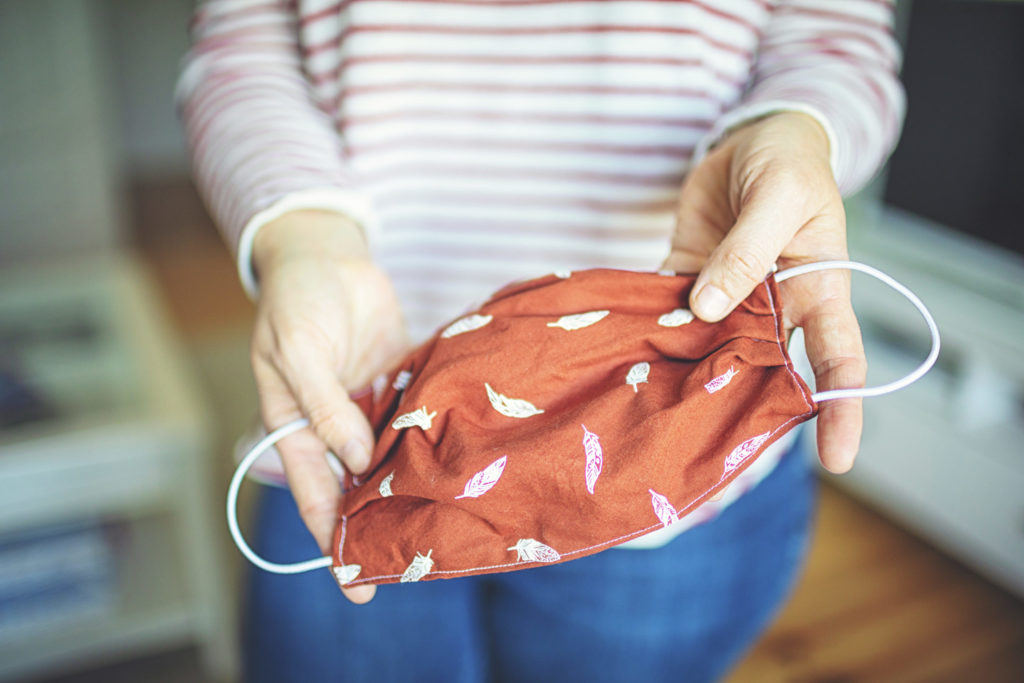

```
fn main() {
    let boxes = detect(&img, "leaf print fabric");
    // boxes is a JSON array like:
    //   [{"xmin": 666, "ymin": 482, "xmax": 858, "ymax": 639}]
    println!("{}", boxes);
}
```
[
  {"xmin": 400, "ymin": 550, "xmax": 434, "ymax": 583},
  {"xmin": 379, "ymin": 472, "xmax": 394, "ymax": 497},
  {"xmin": 441, "ymin": 314, "xmax": 493, "ymax": 338},
  {"xmin": 454, "ymin": 456, "xmax": 507, "ymax": 499},
  {"xmin": 546, "ymin": 309, "xmax": 609, "ymax": 330},
  {"xmin": 329, "ymin": 268, "xmax": 817, "ymax": 587},
  {"xmin": 724, "ymin": 432, "xmax": 772, "ymax": 475},
  {"xmin": 333, "ymin": 564, "xmax": 362, "ymax": 585},
  {"xmin": 508, "ymin": 539, "xmax": 560, "ymax": 563},
  {"xmin": 626, "ymin": 362, "xmax": 650, "ymax": 392},
  {"xmin": 485, "ymin": 383, "xmax": 544, "ymax": 418},
  {"xmin": 658, "ymin": 308, "xmax": 695, "ymax": 327},
  {"xmin": 649, "ymin": 489, "xmax": 679, "ymax": 528},
  {"xmin": 392, "ymin": 370, "xmax": 412, "ymax": 391},
  {"xmin": 705, "ymin": 367, "xmax": 738, "ymax": 394},
  {"xmin": 581, "ymin": 425, "xmax": 604, "ymax": 495},
  {"xmin": 391, "ymin": 406, "xmax": 438, "ymax": 430}
]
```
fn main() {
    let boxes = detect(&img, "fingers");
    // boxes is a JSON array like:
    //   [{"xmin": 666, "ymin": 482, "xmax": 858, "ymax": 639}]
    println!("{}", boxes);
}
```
[
  {"xmin": 788, "ymin": 271, "xmax": 867, "ymax": 473},
  {"xmin": 288, "ymin": 360, "xmax": 375, "ymax": 475},
  {"xmin": 278, "ymin": 426, "xmax": 344, "ymax": 552},
  {"xmin": 261, "ymin": 334, "xmax": 375, "ymax": 474},
  {"xmin": 689, "ymin": 184, "xmax": 799, "ymax": 322},
  {"xmin": 253, "ymin": 357, "xmax": 379, "ymax": 604},
  {"xmin": 342, "ymin": 584, "xmax": 377, "ymax": 604},
  {"xmin": 816, "ymin": 395, "xmax": 863, "ymax": 474},
  {"xmin": 662, "ymin": 163, "xmax": 733, "ymax": 274},
  {"xmin": 253, "ymin": 359, "xmax": 342, "ymax": 552}
]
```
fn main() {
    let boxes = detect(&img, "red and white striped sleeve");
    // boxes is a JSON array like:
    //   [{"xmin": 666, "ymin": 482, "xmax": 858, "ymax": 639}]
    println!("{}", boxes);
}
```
[
  {"xmin": 176, "ymin": 0, "xmax": 376, "ymax": 297},
  {"xmin": 694, "ymin": 0, "xmax": 905, "ymax": 196}
]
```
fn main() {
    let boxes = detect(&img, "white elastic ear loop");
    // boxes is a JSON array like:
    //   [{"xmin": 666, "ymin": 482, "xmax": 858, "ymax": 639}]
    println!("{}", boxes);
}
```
[
  {"xmin": 775, "ymin": 260, "xmax": 940, "ymax": 403},
  {"xmin": 226, "ymin": 417, "xmax": 333, "ymax": 574}
]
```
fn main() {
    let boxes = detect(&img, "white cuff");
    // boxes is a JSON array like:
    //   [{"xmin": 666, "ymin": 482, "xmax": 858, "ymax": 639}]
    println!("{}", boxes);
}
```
[
  {"xmin": 692, "ymin": 101, "xmax": 840, "ymax": 181},
  {"xmin": 236, "ymin": 187, "xmax": 379, "ymax": 299}
]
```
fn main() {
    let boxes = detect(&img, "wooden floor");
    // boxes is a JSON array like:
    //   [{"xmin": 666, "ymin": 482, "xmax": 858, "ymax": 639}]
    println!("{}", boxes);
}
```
[
  {"xmin": 726, "ymin": 486, "xmax": 1024, "ymax": 682},
  {"xmin": 77, "ymin": 179, "xmax": 1022, "ymax": 682}
]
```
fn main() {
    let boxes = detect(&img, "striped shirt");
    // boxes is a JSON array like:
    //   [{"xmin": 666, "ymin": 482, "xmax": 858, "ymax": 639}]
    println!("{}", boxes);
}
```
[{"xmin": 178, "ymin": 0, "xmax": 903, "ymax": 544}]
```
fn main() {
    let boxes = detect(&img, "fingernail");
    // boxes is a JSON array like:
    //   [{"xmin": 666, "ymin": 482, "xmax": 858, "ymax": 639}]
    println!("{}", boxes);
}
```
[
  {"xmin": 343, "ymin": 439, "xmax": 371, "ymax": 473},
  {"xmin": 695, "ymin": 284, "xmax": 731, "ymax": 320}
]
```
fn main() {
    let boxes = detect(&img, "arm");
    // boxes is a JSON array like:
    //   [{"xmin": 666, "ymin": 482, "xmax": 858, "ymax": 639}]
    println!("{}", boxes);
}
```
[
  {"xmin": 176, "ymin": 0, "xmax": 376, "ymax": 297},
  {"xmin": 668, "ymin": 0, "xmax": 905, "ymax": 472},
  {"xmin": 694, "ymin": 0, "xmax": 904, "ymax": 196},
  {"xmin": 177, "ymin": 2, "xmax": 405, "ymax": 603}
]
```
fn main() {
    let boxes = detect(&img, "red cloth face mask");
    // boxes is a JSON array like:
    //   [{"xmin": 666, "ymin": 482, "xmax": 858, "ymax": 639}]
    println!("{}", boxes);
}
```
[{"xmin": 228, "ymin": 261, "xmax": 939, "ymax": 587}]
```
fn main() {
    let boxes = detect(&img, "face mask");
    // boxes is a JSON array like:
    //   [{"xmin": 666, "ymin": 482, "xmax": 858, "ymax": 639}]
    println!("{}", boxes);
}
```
[{"xmin": 227, "ymin": 261, "xmax": 939, "ymax": 587}]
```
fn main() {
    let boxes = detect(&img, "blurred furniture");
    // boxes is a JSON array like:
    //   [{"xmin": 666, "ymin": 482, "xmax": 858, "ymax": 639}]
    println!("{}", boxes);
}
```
[
  {"xmin": 0, "ymin": 0, "xmax": 125, "ymax": 263},
  {"xmin": 815, "ymin": 198, "xmax": 1024, "ymax": 601},
  {"xmin": 817, "ymin": 0, "xmax": 1024, "ymax": 601},
  {"xmin": 0, "ymin": 253, "xmax": 236, "ymax": 681}
]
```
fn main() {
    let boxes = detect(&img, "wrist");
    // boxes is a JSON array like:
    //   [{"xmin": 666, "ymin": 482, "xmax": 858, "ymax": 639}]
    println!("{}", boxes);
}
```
[
  {"xmin": 773, "ymin": 111, "xmax": 831, "ymax": 159},
  {"xmin": 733, "ymin": 111, "xmax": 831, "ymax": 163},
  {"xmin": 252, "ymin": 210, "xmax": 371, "ymax": 276}
]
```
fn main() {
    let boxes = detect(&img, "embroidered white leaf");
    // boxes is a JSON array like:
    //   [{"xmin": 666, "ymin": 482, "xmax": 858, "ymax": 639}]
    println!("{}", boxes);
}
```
[
  {"xmin": 391, "ymin": 406, "xmax": 438, "ymax": 430},
  {"xmin": 379, "ymin": 471, "xmax": 395, "ymax": 497},
  {"xmin": 441, "ymin": 313, "xmax": 493, "ymax": 339},
  {"xmin": 626, "ymin": 362, "xmax": 650, "ymax": 393},
  {"xmin": 400, "ymin": 549, "xmax": 434, "ymax": 583},
  {"xmin": 658, "ymin": 308, "xmax": 695, "ymax": 327},
  {"xmin": 508, "ymin": 538, "xmax": 561, "ymax": 563},
  {"xmin": 553, "ymin": 269, "xmax": 572, "ymax": 279},
  {"xmin": 546, "ymin": 309, "xmax": 610, "ymax": 331},
  {"xmin": 371, "ymin": 373, "xmax": 388, "ymax": 401},
  {"xmin": 333, "ymin": 563, "xmax": 362, "ymax": 585},
  {"xmin": 454, "ymin": 455, "xmax": 507, "ymax": 499},
  {"xmin": 581, "ymin": 424, "xmax": 604, "ymax": 495},
  {"xmin": 724, "ymin": 431, "xmax": 771, "ymax": 474},
  {"xmin": 392, "ymin": 370, "xmax": 412, "ymax": 391},
  {"xmin": 705, "ymin": 366, "xmax": 738, "ymax": 394},
  {"xmin": 485, "ymin": 383, "xmax": 544, "ymax": 418},
  {"xmin": 649, "ymin": 488, "xmax": 679, "ymax": 528}
]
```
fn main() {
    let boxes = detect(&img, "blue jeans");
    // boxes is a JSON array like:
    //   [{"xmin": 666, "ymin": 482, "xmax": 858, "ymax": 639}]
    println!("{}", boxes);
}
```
[{"xmin": 243, "ymin": 439, "xmax": 815, "ymax": 683}]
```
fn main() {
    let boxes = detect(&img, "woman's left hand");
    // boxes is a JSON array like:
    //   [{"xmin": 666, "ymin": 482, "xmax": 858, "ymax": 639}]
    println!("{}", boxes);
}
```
[{"xmin": 664, "ymin": 111, "xmax": 866, "ymax": 474}]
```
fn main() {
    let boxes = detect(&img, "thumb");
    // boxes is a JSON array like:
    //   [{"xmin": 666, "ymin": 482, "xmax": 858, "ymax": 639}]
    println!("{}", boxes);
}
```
[
  {"xmin": 274, "ymin": 342, "xmax": 376, "ymax": 476},
  {"xmin": 689, "ymin": 190, "xmax": 797, "ymax": 322}
]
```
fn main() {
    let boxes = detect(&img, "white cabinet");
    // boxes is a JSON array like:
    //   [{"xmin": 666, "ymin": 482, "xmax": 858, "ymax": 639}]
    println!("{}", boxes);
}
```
[
  {"xmin": 0, "ymin": 254, "xmax": 237, "ymax": 681},
  {"xmin": 811, "ymin": 201, "xmax": 1024, "ymax": 599}
]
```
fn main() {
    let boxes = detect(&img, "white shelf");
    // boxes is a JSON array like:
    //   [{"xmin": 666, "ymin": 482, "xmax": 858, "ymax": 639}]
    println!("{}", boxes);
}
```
[
  {"xmin": 0, "ymin": 252, "xmax": 237, "ymax": 682},
  {"xmin": 0, "ymin": 515, "xmax": 194, "ymax": 680},
  {"xmin": 814, "ymin": 201, "xmax": 1024, "ymax": 600},
  {"xmin": 0, "ymin": 422, "xmax": 177, "ymax": 533}
]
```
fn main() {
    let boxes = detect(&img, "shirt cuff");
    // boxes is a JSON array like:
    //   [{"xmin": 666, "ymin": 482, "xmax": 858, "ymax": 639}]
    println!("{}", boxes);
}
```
[
  {"xmin": 236, "ymin": 187, "xmax": 379, "ymax": 299},
  {"xmin": 692, "ymin": 100, "xmax": 840, "ymax": 182}
]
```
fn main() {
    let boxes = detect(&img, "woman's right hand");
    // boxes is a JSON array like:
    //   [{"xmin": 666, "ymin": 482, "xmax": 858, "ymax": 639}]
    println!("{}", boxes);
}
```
[{"xmin": 251, "ymin": 210, "xmax": 409, "ymax": 604}]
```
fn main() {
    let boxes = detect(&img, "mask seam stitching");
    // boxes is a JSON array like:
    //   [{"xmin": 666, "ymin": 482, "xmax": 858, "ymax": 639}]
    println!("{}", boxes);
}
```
[
  {"xmin": 762, "ymin": 277, "xmax": 815, "ymax": 413},
  {"xmin": 338, "ymin": 406, "xmax": 806, "ymax": 583},
  {"xmin": 343, "ymin": 448, "xmax": 813, "ymax": 581},
  {"xmin": 338, "ymin": 515, "xmax": 348, "ymax": 567}
]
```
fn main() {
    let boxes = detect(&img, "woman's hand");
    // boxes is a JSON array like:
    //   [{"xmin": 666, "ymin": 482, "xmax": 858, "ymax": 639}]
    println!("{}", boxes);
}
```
[
  {"xmin": 664, "ymin": 112, "xmax": 866, "ymax": 474},
  {"xmin": 251, "ymin": 210, "xmax": 409, "ymax": 603}
]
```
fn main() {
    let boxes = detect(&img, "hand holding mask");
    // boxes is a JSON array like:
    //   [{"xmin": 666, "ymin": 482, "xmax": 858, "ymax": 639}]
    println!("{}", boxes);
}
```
[{"xmin": 228, "ymin": 261, "xmax": 939, "ymax": 588}]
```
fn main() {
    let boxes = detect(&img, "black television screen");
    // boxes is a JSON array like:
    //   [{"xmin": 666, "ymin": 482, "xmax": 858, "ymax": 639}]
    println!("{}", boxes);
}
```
[{"xmin": 883, "ymin": 0, "xmax": 1024, "ymax": 258}]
